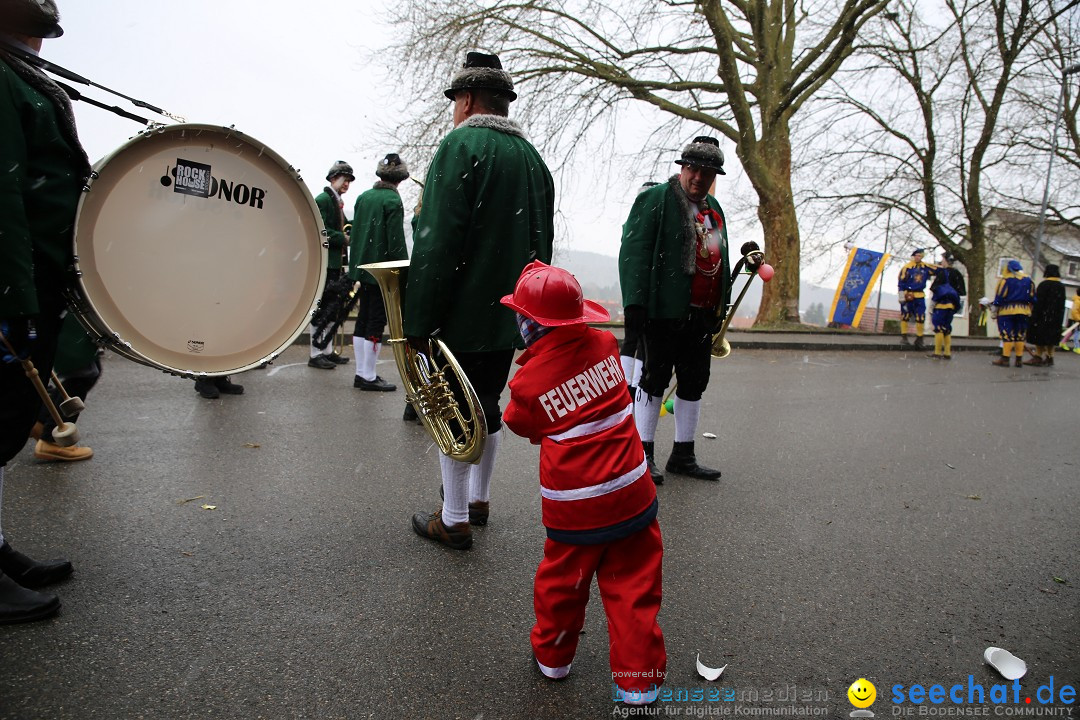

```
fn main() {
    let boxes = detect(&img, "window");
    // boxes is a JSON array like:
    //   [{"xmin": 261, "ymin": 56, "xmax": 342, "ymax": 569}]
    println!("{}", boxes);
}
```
[{"xmin": 1069, "ymin": 261, "xmax": 1078, "ymax": 278}]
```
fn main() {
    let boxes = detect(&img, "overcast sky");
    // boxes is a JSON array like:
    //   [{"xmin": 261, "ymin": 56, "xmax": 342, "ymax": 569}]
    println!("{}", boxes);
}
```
[{"xmin": 44, "ymin": 0, "xmax": 865, "ymax": 292}]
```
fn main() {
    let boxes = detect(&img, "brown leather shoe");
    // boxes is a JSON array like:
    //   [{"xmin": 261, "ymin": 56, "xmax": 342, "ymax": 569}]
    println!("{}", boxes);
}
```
[
  {"xmin": 29, "ymin": 422, "xmax": 44, "ymax": 441},
  {"xmin": 991, "ymin": 356, "xmax": 1011, "ymax": 367},
  {"xmin": 411, "ymin": 510, "xmax": 473, "ymax": 549},
  {"xmin": 33, "ymin": 440, "xmax": 93, "ymax": 462}
]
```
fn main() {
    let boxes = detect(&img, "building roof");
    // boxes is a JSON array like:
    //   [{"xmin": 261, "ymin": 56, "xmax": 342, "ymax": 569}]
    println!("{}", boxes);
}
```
[{"xmin": 986, "ymin": 208, "xmax": 1080, "ymax": 259}]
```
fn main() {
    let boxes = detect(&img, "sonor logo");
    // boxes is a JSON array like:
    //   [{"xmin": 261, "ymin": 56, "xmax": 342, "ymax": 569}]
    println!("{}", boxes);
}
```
[
  {"xmin": 162, "ymin": 161, "xmax": 267, "ymax": 209},
  {"xmin": 187, "ymin": 340, "xmax": 205, "ymax": 354}
]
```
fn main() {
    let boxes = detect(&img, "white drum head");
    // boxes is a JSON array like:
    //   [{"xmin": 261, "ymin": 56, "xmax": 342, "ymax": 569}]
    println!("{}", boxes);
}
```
[{"xmin": 72, "ymin": 124, "xmax": 326, "ymax": 376}]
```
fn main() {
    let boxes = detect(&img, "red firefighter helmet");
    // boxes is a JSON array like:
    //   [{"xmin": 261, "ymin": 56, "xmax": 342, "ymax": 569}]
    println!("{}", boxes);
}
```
[{"xmin": 500, "ymin": 260, "xmax": 610, "ymax": 326}]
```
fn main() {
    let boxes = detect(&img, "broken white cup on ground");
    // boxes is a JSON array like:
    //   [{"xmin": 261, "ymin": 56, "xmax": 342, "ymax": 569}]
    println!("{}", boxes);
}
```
[
  {"xmin": 984, "ymin": 647, "xmax": 1027, "ymax": 680},
  {"xmin": 696, "ymin": 652, "xmax": 727, "ymax": 681}
]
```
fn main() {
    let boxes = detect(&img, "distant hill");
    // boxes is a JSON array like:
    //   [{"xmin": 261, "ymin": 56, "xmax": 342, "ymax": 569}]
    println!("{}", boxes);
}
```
[{"xmin": 552, "ymin": 248, "xmax": 900, "ymax": 321}]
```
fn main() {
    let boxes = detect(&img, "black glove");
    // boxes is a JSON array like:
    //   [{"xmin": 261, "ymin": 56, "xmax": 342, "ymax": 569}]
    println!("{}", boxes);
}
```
[
  {"xmin": 740, "ymin": 241, "xmax": 763, "ymax": 271},
  {"xmin": 623, "ymin": 305, "xmax": 646, "ymax": 334},
  {"xmin": 0, "ymin": 317, "xmax": 35, "ymax": 364}
]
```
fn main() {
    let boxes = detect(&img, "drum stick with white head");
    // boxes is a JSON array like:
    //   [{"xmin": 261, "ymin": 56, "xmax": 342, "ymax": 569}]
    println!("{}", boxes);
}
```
[{"xmin": 0, "ymin": 331, "xmax": 80, "ymax": 447}]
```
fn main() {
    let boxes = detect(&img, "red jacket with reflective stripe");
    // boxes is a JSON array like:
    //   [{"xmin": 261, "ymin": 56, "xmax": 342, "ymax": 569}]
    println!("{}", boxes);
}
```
[{"xmin": 503, "ymin": 324, "xmax": 655, "ymax": 534}]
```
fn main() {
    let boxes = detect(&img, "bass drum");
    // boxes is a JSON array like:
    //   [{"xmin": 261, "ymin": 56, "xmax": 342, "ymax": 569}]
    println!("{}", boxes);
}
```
[{"xmin": 70, "ymin": 123, "xmax": 327, "ymax": 376}]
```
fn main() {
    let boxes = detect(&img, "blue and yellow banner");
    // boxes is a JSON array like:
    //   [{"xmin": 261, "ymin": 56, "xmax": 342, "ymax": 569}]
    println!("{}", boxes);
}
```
[{"xmin": 829, "ymin": 248, "xmax": 890, "ymax": 327}]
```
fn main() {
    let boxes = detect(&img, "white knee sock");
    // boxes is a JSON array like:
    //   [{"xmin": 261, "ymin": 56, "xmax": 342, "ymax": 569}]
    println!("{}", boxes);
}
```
[
  {"xmin": 673, "ymin": 397, "xmax": 700, "ymax": 443},
  {"xmin": 469, "ymin": 429, "xmax": 501, "ymax": 503},
  {"xmin": 0, "ymin": 466, "xmax": 5, "ymax": 547},
  {"xmin": 365, "ymin": 340, "xmax": 381, "ymax": 381},
  {"xmin": 634, "ymin": 390, "xmax": 663, "ymax": 443},
  {"xmin": 352, "ymin": 336, "xmax": 365, "ymax": 375},
  {"xmin": 631, "ymin": 358, "xmax": 643, "ymax": 388},
  {"xmin": 620, "ymin": 355, "xmax": 635, "ymax": 384},
  {"xmin": 439, "ymin": 454, "xmax": 471, "ymax": 526}
]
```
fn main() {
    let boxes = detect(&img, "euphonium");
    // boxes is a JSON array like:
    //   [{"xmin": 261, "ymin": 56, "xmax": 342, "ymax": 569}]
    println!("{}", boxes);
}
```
[
  {"xmin": 710, "ymin": 245, "xmax": 768, "ymax": 358},
  {"xmin": 359, "ymin": 260, "xmax": 487, "ymax": 464}
]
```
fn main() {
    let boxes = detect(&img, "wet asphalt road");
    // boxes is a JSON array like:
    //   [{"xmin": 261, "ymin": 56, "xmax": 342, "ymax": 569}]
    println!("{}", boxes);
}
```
[{"xmin": 0, "ymin": 345, "xmax": 1077, "ymax": 720}]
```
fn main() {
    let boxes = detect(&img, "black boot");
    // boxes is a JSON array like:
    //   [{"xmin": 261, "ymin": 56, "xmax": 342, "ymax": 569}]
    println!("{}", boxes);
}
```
[
  {"xmin": 403, "ymin": 402, "xmax": 421, "ymax": 424},
  {"xmin": 214, "ymin": 376, "xmax": 244, "ymax": 395},
  {"xmin": 641, "ymin": 441, "xmax": 664, "ymax": 485},
  {"xmin": 912, "ymin": 336, "xmax": 925, "ymax": 350},
  {"xmin": 0, "ymin": 573, "xmax": 60, "ymax": 625},
  {"xmin": 194, "ymin": 379, "xmax": 219, "ymax": 399},
  {"xmin": 0, "ymin": 542, "xmax": 73, "ymax": 588},
  {"xmin": 665, "ymin": 442, "xmax": 721, "ymax": 481}
]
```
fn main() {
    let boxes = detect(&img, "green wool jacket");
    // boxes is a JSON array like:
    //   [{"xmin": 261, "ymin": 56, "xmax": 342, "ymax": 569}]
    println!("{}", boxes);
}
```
[
  {"xmin": 0, "ymin": 54, "xmax": 90, "ymax": 318},
  {"xmin": 403, "ymin": 115, "xmax": 555, "ymax": 352},
  {"xmin": 315, "ymin": 189, "xmax": 347, "ymax": 270},
  {"xmin": 348, "ymin": 183, "xmax": 407, "ymax": 285},
  {"xmin": 619, "ymin": 177, "xmax": 732, "ymax": 320}
]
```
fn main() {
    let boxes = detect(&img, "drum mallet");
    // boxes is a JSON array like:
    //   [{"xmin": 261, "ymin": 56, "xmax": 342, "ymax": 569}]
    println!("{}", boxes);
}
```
[
  {"xmin": 51, "ymin": 370, "xmax": 86, "ymax": 418},
  {"xmin": 0, "ymin": 329, "xmax": 80, "ymax": 447}
]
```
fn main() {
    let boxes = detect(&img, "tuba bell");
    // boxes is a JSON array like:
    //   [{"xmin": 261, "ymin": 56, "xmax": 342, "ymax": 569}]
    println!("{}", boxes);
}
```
[{"xmin": 359, "ymin": 260, "xmax": 487, "ymax": 464}]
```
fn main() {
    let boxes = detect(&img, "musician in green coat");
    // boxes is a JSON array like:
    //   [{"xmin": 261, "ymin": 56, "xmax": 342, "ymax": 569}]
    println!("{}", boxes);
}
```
[
  {"xmin": 619, "ymin": 137, "xmax": 732, "ymax": 484},
  {"xmin": 308, "ymin": 161, "xmax": 354, "ymax": 369},
  {"xmin": 404, "ymin": 51, "xmax": 555, "ymax": 550},
  {"xmin": 348, "ymin": 153, "xmax": 410, "ymax": 391}
]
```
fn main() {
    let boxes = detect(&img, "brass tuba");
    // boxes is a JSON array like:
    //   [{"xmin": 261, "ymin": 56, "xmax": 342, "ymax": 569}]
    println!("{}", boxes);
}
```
[
  {"xmin": 711, "ymin": 246, "xmax": 767, "ymax": 358},
  {"xmin": 359, "ymin": 260, "xmax": 487, "ymax": 464}
]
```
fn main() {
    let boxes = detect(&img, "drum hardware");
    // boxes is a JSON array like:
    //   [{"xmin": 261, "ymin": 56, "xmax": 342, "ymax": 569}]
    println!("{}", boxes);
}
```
[
  {"xmin": 0, "ymin": 330, "xmax": 79, "ymax": 447},
  {"xmin": 361, "ymin": 261, "xmax": 487, "ymax": 464}
]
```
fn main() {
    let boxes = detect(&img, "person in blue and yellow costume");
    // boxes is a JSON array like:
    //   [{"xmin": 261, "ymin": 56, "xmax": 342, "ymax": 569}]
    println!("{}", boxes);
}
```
[
  {"xmin": 991, "ymin": 259, "xmax": 1035, "ymax": 367},
  {"xmin": 898, "ymin": 248, "xmax": 934, "ymax": 349},
  {"xmin": 926, "ymin": 253, "xmax": 965, "ymax": 360}
]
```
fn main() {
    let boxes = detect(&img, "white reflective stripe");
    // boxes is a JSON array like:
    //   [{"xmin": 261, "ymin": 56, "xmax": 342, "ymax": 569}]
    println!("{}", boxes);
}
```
[
  {"xmin": 540, "ymin": 459, "xmax": 648, "ymax": 502},
  {"xmin": 547, "ymin": 404, "xmax": 632, "ymax": 442}
]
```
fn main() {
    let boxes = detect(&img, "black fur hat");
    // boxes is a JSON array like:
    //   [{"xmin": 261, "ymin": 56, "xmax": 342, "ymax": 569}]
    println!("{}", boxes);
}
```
[
  {"xmin": 444, "ymin": 51, "xmax": 517, "ymax": 102},
  {"xmin": 675, "ymin": 136, "xmax": 725, "ymax": 174},
  {"xmin": 1044, "ymin": 264, "xmax": 1061, "ymax": 279},
  {"xmin": 0, "ymin": 0, "xmax": 64, "ymax": 38},
  {"xmin": 375, "ymin": 153, "xmax": 409, "ymax": 183}
]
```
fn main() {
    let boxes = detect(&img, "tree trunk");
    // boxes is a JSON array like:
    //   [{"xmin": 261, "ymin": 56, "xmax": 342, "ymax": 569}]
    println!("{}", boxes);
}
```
[
  {"xmin": 965, "ymin": 241, "xmax": 988, "ymax": 336},
  {"xmin": 745, "ymin": 128, "xmax": 801, "ymax": 325}
]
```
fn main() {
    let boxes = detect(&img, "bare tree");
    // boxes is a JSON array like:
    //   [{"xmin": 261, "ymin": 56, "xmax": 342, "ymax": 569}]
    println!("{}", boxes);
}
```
[
  {"xmin": 807, "ymin": 0, "xmax": 1078, "ymax": 334},
  {"xmin": 384, "ymin": 0, "xmax": 891, "ymax": 325}
]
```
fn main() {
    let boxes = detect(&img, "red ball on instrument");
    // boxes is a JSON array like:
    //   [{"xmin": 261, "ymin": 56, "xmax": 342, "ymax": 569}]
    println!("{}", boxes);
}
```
[{"xmin": 758, "ymin": 263, "xmax": 775, "ymax": 282}]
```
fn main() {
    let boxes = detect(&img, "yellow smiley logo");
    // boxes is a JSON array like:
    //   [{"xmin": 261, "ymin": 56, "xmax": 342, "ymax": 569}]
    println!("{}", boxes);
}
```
[{"xmin": 848, "ymin": 678, "xmax": 877, "ymax": 709}]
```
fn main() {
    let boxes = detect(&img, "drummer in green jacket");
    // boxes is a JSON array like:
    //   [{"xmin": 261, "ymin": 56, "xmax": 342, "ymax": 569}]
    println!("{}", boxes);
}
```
[
  {"xmin": 404, "ymin": 51, "xmax": 555, "ymax": 550},
  {"xmin": 348, "ymin": 153, "xmax": 410, "ymax": 391},
  {"xmin": 0, "ymin": 0, "xmax": 87, "ymax": 624},
  {"xmin": 620, "ymin": 137, "xmax": 733, "ymax": 485}
]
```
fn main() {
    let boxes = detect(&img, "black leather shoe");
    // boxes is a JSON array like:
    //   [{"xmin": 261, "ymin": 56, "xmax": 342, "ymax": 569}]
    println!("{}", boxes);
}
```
[
  {"xmin": 0, "ymin": 542, "xmax": 73, "ymax": 588},
  {"xmin": 0, "ymin": 573, "xmax": 60, "ymax": 625},
  {"xmin": 354, "ymin": 375, "xmax": 396, "ymax": 391},
  {"xmin": 213, "ymin": 376, "xmax": 244, "ymax": 394},
  {"xmin": 665, "ymin": 442, "xmax": 721, "ymax": 481},
  {"xmin": 641, "ymin": 441, "xmax": 664, "ymax": 485},
  {"xmin": 912, "ymin": 336, "xmax": 926, "ymax": 350},
  {"xmin": 327, "ymin": 352, "xmax": 350, "ymax": 365},
  {"xmin": 308, "ymin": 356, "xmax": 337, "ymax": 370},
  {"xmin": 403, "ymin": 403, "xmax": 421, "ymax": 424},
  {"xmin": 194, "ymin": 379, "xmax": 219, "ymax": 399}
]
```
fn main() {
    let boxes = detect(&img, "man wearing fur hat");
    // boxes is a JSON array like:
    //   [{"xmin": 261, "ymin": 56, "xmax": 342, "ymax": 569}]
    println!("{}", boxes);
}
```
[
  {"xmin": 620, "ymin": 137, "xmax": 732, "ymax": 484},
  {"xmin": 0, "ymin": 0, "xmax": 86, "ymax": 622},
  {"xmin": 308, "ymin": 160, "xmax": 355, "ymax": 370},
  {"xmin": 404, "ymin": 51, "xmax": 555, "ymax": 550},
  {"xmin": 348, "ymin": 154, "xmax": 410, "ymax": 391}
]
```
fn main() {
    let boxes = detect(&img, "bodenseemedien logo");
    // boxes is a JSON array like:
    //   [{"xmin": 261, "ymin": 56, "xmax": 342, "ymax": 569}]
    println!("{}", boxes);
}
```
[{"xmin": 849, "ymin": 678, "xmax": 878, "ymax": 718}]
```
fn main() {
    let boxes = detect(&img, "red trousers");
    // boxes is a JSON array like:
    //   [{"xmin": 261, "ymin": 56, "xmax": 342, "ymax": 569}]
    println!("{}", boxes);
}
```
[{"xmin": 531, "ymin": 520, "xmax": 666, "ymax": 693}]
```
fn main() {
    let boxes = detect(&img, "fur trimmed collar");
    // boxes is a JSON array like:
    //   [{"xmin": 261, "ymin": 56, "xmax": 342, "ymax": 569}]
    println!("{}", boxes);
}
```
[
  {"xmin": 372, "ymin": 180, "xmax": 400, "ymax": 193},
  {"xmin": 668, "ymin": 175, "xmax": 699, "ymax": 276},
  {"xmin": 461, "ymin": 114, "xmax": 527, "ymax": 139},
  {"xmin": 0, "ymin": 50, "xmax": 90, "ymax": 180}
]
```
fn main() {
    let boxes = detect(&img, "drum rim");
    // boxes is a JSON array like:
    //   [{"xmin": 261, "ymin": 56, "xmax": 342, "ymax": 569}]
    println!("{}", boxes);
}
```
[{"xmin": 72, "ymin": 122, "xmax": 328, "ymax": 377}]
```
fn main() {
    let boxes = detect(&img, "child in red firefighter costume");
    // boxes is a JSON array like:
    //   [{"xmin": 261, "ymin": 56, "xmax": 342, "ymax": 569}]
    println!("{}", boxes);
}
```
[{"xmin": 501, "ymin": 261, "xmax": 666, "ymax": 705}]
